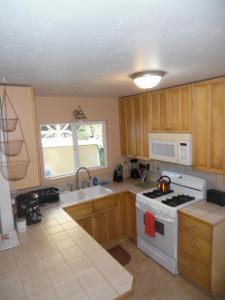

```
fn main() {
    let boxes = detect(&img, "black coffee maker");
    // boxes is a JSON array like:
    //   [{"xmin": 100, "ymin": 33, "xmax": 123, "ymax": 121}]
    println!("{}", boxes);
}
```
[{"xmin": 16, "ymin": 192, "xmax": 42, "ymax": 225}]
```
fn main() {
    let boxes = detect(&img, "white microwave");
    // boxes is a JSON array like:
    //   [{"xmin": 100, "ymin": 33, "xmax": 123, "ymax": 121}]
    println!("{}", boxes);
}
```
[{"xmin": 149, "ymin": 133, "xmax": 192, "ymax": 165}]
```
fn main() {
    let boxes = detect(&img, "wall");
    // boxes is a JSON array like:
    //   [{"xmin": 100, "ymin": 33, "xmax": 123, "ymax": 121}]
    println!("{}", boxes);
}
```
[{"xmin": 35, "ymin": 96, "xmax": 121, "ymax": 189}]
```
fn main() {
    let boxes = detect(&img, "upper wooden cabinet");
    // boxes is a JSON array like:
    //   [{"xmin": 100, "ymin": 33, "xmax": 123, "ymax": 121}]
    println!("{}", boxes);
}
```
[
  {"xmin": 119, "ymin": 85, "xmax": 192, "ymax": 159},
  {"xmin": 192, "ymin": 77, "xmax": 225, "ymax": 174},
  {"xmin": 0, "ymin": 86, "xmax": 41, "ymax": 190},
  {"xmin": 150, "ymin": 85, "xmax": 192, "ymax": 132},
  {"xmin": 119, "ymin": 93, "xmax": 150, "ymax": 160}
]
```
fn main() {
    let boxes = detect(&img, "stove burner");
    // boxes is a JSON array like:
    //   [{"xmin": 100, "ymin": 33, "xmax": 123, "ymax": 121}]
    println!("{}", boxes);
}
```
[
  {"xmin": 162, "ymin": 195, "xmax": 195, "ymax": 207},
  {"xmin": 143, "ymin": 189, "xmax": 173, "ymax": 199}
]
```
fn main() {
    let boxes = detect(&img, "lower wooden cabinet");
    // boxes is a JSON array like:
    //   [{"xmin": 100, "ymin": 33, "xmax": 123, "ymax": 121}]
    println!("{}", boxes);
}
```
[
  {"xmin": 76, "ymin": 214, "xmax": 94, "ymax": 237},
  {"xmin": 64, "ymin": 191, "xmax": 137, "ymax": 247},
  {"xmin": 178, "ymin": 212, "xmax": 225, "ymax": 296},
  {"xmin": 94, "ymin": 206, "xmax": 119, "ymax": 246},
  {"xmin": 127, "ymin": 192, "xmax": 137, "ymax": 241}
]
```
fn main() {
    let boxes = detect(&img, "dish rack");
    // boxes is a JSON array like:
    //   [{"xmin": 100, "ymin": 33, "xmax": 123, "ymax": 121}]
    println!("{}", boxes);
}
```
[{"xmin": 0, "ymin": 87, "xmax": 30, "ymax": 181}]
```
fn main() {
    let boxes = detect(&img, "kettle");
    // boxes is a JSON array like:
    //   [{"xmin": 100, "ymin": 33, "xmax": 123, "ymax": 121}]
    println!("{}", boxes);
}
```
[{"xmin": 157, "ymin": 176, "xmax": 171, "ymax": 193}]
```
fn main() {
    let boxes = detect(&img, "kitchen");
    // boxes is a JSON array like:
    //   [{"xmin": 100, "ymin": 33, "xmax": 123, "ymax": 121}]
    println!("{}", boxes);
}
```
[{"xmin": 1, "ymin": 1, "xmax": 225, "ymax": 300}]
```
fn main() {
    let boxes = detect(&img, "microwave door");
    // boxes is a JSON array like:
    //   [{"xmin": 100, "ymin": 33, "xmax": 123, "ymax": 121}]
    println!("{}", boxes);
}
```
[{"xmin": 150, "ymin": 139, "xmax": 177, "ymax": 163}]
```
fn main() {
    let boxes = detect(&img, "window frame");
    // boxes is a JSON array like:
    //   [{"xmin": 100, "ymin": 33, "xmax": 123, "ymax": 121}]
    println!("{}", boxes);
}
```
[{"xmin": 40, "ymin": 121, "xmax": 108, "ymax": 179}]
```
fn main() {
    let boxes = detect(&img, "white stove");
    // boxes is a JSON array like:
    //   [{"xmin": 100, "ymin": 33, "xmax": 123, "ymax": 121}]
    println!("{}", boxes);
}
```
[{"xmin": 136, "ymin": 171, "xmax": 207, "ymax": 274}]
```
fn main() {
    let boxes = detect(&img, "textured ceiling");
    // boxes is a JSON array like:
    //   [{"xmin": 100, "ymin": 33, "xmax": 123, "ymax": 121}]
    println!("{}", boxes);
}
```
[{"xmin": 1, "ymin": 0, "xmax": 225, "ymax": 97}]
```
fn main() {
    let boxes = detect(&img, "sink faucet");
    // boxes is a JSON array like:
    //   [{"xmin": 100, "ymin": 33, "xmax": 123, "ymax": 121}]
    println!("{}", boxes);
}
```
[{"xmin": 75, "ymin": 167, "xmax": 91, "ymax": 190}]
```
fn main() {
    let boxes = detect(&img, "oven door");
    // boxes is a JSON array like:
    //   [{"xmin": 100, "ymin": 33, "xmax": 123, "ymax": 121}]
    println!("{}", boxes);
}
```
[{"xmin": 136, "ymin": 207, "xmax": 177, "ymax": 259}]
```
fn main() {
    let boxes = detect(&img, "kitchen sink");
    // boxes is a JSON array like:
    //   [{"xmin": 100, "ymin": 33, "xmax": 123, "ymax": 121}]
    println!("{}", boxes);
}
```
[{"xmin": 60, "ymin": 185, "xmax": 113, "ymax": 205}]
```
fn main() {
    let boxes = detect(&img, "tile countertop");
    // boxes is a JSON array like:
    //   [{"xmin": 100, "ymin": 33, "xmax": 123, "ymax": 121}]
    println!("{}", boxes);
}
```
[
  {"xmin": 0, "ymin": 180, "xmax": 150, "ymax": 300},
  {"xmin": 179, "ymin": 200, "xmax": 225, "ymax": 225}
]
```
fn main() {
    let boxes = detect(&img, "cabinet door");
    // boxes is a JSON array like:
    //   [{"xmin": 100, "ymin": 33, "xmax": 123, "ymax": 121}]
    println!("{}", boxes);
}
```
[
  {"xmin": 117, "ymin": 192, "xmax": 128, "ymax": 239},
  {"xmin": 192, "ymin": 78, "xmax": 225, "ymax": 173},
  {"xmin": 140, "ymin": 93, "xmax": 150, "ymax": 159},
  {"xmin": 119, "ymin": 99, "xmax": 128, "ymax": 156},
  {"xmin": 127, "ymin": 192, "xmax": 137, "ymax": 241},
  {"xmin": 166, "ymin": 88, "xmax": 180, "ymax": 130},
  {"xmin": 0, "ymin": 86, "xmax": 41, "ymax": 190},
  {"xmin": 150, "ymin": 91, "xmax": 167, "ymax": 131},
  {"xmin": 94, "ymin": 206, "xmax": 119, "ymax": 246},
  {"xmin": 124, "ymin": 97, "xmax": 136, "ymax": 155},
  {"xmin": 77, "ymin": 215, "xmax": 94, "ymax": 237}
]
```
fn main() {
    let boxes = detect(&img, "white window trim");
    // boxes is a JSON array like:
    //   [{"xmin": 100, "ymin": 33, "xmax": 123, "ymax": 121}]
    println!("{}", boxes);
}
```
[{"xmin": 40, "ymin": 121, "xmax": 108, "ymax": 179}]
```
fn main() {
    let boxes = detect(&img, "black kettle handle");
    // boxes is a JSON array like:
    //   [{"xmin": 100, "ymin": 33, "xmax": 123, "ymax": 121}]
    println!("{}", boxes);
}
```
[{"xmin": 157, "ymin": 175, "xmax": 171, "ymax": 184}]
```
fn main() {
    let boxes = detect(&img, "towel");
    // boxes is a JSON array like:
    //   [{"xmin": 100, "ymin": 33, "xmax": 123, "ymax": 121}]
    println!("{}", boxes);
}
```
[{"xmin": 144, "ymin": 211, "xmax": 156, "ymax": 237}]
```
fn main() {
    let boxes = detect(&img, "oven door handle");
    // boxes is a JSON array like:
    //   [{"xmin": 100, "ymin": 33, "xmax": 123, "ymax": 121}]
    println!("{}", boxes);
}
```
[{"xmin": 155, "ymin": 214, "xmax": 175, "ymax": 223}]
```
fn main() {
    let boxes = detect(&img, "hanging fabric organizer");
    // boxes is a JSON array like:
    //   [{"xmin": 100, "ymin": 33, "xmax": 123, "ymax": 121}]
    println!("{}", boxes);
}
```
[{"xmin": 0, "ymin": 86, "xmax": 30, "ymax": 181}]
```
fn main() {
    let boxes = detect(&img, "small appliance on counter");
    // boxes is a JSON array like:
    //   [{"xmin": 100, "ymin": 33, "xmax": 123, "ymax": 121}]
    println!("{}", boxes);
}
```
[
  {"xmin": 130, "ymin": 159, "xmax": 140, "ymax": 179},
  {"xmin": 16, "ymin": 192, "xmax": 41, "ymax": 225},
  {"xmin": 207, "ymin": 189, "xmax": 225, "ymax": 206},
  {"xmin": 113, "ymin": 164, "xmax": 123, "ymax": 182}
]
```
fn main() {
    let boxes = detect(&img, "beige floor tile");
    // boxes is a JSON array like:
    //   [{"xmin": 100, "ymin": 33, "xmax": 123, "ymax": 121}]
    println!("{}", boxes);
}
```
[
  {"xmin": 54, "ymin": 237, "xmax": 76, "ymax": 251},
  {"xmin": 0, "ymin": 282, "xmax": 25, "ymax": 300},
  {"xmin": 22, "ymin": 273, "xmax": 51, "ymax": 296},
  {"xmin": 41, "ymin": 252, "xmax": 65, "ymax": 270},
  {"xmin": 26, "ymin": 287, "xmax": 57, "ymax": 300},
  {"xmin": 61, "ymin": 245, "xmax": 85, "ymax": 261},
  {"xmin": 70, "ymin": 256, "xmax": 94, "ymax": 276}
]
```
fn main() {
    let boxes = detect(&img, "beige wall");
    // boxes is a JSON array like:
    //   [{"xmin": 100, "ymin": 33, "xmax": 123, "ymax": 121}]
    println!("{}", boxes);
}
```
[{"xmin": 35, "ymin": 96, "xmax": 121, "ymax": 188}]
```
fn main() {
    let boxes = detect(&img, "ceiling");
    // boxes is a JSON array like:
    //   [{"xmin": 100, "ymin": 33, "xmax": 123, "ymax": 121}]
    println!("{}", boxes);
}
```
[{"xmin": 1, "ymin": 0, "xmax": 225, "ymax": 97}]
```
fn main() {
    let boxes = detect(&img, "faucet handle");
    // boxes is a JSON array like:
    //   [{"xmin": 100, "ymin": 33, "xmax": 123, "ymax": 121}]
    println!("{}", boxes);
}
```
[{"xmin": 67, "ymin": 183, "xmax": 74, "ymax": 191}]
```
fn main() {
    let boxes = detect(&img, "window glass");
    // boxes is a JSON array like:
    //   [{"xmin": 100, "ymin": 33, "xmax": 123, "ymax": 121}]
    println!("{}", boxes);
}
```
[
  {"xmin": 40, "ymin": 121, "xmax": 108, "ymax": 178},
  {"xmin": 41, "ymin": 124, "xmax": 75, "ymax": 177},
  {"xmin": 77, "ymin": 123, "xmax": 105, "ymax": 168}
]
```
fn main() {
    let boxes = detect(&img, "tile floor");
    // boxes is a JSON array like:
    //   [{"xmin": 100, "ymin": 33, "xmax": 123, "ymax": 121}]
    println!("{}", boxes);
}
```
[{"xmin": 122, "ymin": 240, "xmax": 225, "ymax": 300}]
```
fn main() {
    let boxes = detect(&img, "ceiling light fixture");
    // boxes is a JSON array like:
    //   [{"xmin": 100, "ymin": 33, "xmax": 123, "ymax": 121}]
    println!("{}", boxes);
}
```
[
  {"xmin": 73, "ymin": 106, "xmax": 87, "ymax": 120},
  {"xmin": 129, "ymin": 70, "xmax": 166, "ymax": 89}
]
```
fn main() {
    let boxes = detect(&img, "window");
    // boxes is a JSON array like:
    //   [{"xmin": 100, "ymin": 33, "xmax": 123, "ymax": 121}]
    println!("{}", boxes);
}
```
[{"xmin": 40, "ymin": 121, "xmax": 108, "ymax": 178}]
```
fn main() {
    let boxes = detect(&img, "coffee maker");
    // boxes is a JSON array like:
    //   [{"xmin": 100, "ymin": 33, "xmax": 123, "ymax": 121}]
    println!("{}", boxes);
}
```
[{"xmin": 16, "ymin": 192, "xmax": 42, "ymax": 225}]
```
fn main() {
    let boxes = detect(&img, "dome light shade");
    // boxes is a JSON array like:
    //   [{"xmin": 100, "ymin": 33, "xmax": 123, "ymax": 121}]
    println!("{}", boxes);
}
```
[{"xmin": 130, "ymin": 71, "xmax": 166, "ymax": 89}]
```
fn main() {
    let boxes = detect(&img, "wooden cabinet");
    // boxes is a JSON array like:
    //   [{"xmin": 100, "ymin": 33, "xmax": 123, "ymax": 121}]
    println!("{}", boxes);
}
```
[
  {"xmin": 119, "ymin": 85, "xmax": 192, "ymax": 159},
  {"xmin": 93, "ymin": 195, "xmax": 119, "ymax": 247},
  {"xmin": 150, "ymin": 85, "xmax": 192, "ymax": 132},
  {"xmin": 64, "ymin": 194, "xmax": 120, "ymax": 247},
  {"xmin": 126, "ymin": 192, "xmax": 137, "ymax": 241},
  {"xmin": 119, "ymin": 94, "xmax": 150, "ymax": 160},
  {"xmin": 64, "ymin": 191, "xmax": 137, "ymax": 246},
  {"xmin": 192, "ymin": 77, "xmax": 225, "ymax": 174},
  {"xmin": 0, "ymin": 86, "xmax": 41, "ymax": 190},
  {"xmin": 76, "ymin": 215, "xmax": 94, "ymax": 237},
  {"xmin": 94, "ymin": 206, "xmax": 119, "ymax": 246},
  {"xmin": 117, "ymin": 192, "xmax": 128, "ymax": 239},
  {"xmin": 178, "ymin": 212, "xmax": 225, "ymax": 296}
]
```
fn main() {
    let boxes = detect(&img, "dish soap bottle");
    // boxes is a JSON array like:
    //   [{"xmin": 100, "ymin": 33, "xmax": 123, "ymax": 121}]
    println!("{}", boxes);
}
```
[{"xmin": 92, "ymin": 176, "xmax": 99, "ymax": 186}]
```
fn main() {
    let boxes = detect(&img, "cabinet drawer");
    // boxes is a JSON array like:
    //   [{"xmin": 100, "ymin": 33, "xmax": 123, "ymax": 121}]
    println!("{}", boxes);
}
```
[
  {"xmin": 179, "ymin": 250, "xmax": 211, "ymax": 293},
  {"xmin": 94, "ymin": 195, "xmax": 117, "ymax": 212},
  {"xmin": 179, "ymin": 213, "xmax": 212, "ymax": 242},
  {"xmin": 179, "ymin": 233, "xmax": 211, "ymax": 266},
  {"xmin": 64, "ymin": 202, "xmax": 94, "ymax": 219}
]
